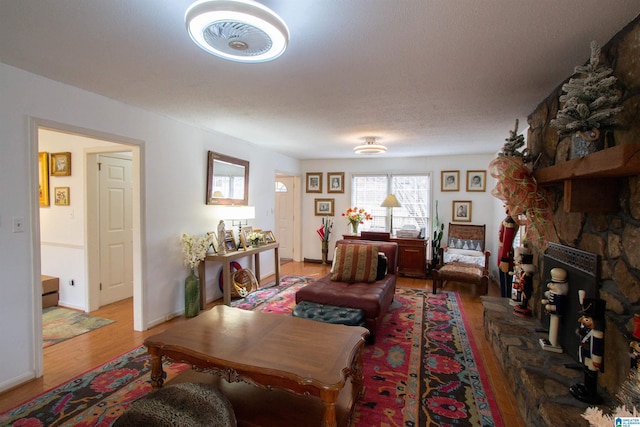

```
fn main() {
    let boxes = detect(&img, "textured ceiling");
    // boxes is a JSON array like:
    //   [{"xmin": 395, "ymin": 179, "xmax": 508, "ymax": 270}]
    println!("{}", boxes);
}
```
[{"xmin": 1, "ymin": 1, "xmax": 638, "ymax": 159}]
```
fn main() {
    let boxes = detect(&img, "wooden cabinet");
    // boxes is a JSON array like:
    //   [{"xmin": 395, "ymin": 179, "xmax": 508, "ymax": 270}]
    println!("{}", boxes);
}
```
[{"xmin": 343, "ymin": 235, "xmax": 428, "ymax": 278}]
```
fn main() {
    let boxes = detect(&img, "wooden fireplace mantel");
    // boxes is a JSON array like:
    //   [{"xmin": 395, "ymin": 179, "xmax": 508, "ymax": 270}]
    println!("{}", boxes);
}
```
[{"xmin": 533, "ymin": 144, "xmax": 640, "ymax": 213}]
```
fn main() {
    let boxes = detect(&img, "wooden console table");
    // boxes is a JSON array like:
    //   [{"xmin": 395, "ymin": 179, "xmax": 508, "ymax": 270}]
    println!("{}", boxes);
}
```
[
  {"xmin": 343, "ymin": 234, "xmax": 428, "ymax": 278},
  {"xmin": 198, "ymin": 242, "xmax": 280, "ymax": 307}
]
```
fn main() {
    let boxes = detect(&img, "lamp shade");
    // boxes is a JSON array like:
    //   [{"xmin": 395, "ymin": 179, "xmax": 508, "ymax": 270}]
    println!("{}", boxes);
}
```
[
  {"xmin": 380, "ymin": 194, "xmax": 401, "ymax": 208},
  {"xmin": 216, "ymin": 205, "xmax": 255, "ymax": 220}
]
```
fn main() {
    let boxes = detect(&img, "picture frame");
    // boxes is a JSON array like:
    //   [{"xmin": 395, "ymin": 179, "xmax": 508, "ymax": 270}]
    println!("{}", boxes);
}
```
[
  {"xmin": 452, "ymin": 200, "xmax": 472, "ymax": 222},
  {"xmin": 50, "ymin": 152, "xmax": 71, "ymax": 176},
  {"xmin": 54, "ymin": 187, "xmax": 70, "ymax": 206},
  {"xmin": 441, "ymin": 170, "xmax": 460, "ymax": 192},
  {"xmin": 327, "ymin": 172, "xmax": 345, "ymax": 193},
  {"xmin": 264, "ymin": 230, "xmax": 276, "ymax": 244},
  {"xmin": 39, "ymin": 152, "xmax": 50, "ymax": 207},
  {"xmin": 207, "ymin": 231, "xmax": 218, "ymax": 254},
  {"xmin": 240, "ymin": 226, "xmax": 253, "ymax": 250},
  {"xmin": 224, "ymin": 229, "xmax": 237, "ymax": 252},
  {"xmin": 314, "ymin": 198, "xmax": 334, "ymax": 216},
  {"xmin": 306, "ymin": 172, "xmax": 323, "ymax": 193},
  {"xmin": 466, "ymin": 170, "xmax": 486, "ymax": 192}
]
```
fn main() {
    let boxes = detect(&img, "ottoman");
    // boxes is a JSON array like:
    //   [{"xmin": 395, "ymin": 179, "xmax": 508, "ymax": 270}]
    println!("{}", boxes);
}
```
[
  {"xmin": 292, "ymin": 301, "xmax": 365, "ymax": 327},
  {"xmin": 113, "ymin": 382, "xmax": 236, "ymax": 427}
]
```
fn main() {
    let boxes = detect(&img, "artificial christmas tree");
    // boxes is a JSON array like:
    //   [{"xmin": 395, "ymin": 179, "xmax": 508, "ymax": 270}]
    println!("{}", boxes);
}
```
[{"xmin": 551, "ymin": 41, "xmax": 623, "ymax": 159}]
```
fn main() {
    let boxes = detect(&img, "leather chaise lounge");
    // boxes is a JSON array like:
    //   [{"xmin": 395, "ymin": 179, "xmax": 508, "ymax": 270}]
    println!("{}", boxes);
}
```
[{"xmin": 295, "ymin": 239, "xmax": 398, "ymax": 342}]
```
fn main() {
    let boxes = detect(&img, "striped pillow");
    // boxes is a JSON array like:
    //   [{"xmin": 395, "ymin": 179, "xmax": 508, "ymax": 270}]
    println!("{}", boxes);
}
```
[{"xmin": 330, "ymin": 244, "xmax": 379, "ymax": 283}]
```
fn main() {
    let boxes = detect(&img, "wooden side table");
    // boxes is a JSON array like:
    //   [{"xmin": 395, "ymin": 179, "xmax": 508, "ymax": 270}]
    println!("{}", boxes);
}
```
[{"xmin": 198, "ymin": 242, "xmax": 280, "ymax": 307}]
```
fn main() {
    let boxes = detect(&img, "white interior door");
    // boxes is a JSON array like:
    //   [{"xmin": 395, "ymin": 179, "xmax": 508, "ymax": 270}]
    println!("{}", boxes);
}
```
[
  {"xmin": 275, "ymin": 176, "xmax": 295, "ymax": 260},
  {"xmin": 99, "ymin": 154, "xmax": 133, "ymax": 306}
]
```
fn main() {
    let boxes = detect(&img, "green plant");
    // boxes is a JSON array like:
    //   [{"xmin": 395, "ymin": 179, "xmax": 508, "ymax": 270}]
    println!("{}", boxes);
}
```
[
  {"xmin": 551, "ymin": 41, "xmax": 622, "ymax": 138},
  {"xmin": 430, "ymin": 201, "xmax": 445, "ymax": 269}
]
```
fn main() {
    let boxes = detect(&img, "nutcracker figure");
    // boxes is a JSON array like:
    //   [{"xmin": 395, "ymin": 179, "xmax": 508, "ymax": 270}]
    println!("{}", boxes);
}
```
[
  {"xmin": 497, "ymin": 207, "xmax": 517, "ymax": 298},
  {"xmin": 570, "ymin": 291, "xmax": 606, "ymax": 404},
  {"xmin": 513, "ymin": 251, "xmax": 534, "ymax": 318},
  {"xmin": 509, "ymin": 245, "xmax": 531, "ymax": 306},
  {"xmin": 539, "ymin": 268, "xmax": 569, "ymax": 353}
]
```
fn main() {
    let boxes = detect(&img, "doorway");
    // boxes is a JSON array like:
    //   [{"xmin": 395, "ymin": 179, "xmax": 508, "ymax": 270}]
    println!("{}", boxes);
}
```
[{"xmin": 35, "ymin": 121, "xmax": 144, "ymax": 338}]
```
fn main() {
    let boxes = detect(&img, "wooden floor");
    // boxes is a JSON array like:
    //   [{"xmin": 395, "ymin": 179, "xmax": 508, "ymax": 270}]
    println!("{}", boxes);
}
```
[{"xmin": 0, "ymin": 261, "xmax": 524, "ymax": 426}]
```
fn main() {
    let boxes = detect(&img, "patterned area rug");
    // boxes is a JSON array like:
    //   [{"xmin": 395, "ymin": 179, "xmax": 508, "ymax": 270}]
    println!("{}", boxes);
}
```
[
  {"xmin": 2, "ymin": 275, "xmax": 503, "ymax": 426},
  {"xmin": 43, "ymin": 307, "xmax": 115, "ymax": 348}
]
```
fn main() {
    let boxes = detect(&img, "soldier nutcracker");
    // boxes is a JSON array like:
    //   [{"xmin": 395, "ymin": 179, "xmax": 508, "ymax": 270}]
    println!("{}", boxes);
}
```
[
  {"xmin": 570, "ymin": 290, "xmax": 606, "ymax": 404},
  {"xmin": 539, "ymin": 268, "xmax": 569, "ymax": 353},
  {"xmin": 513, "ymin": 251, "xmax": 534, "ymax": 318},
  {"xmin": 497, "ymin": 207, "xmax": 517, "ymax": 298}
]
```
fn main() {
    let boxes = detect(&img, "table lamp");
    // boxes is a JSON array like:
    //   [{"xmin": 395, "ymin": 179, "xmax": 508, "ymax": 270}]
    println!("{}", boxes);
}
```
[{"xmin": 380, "ymin": 194, "xmax": 401, "ymax": 234}]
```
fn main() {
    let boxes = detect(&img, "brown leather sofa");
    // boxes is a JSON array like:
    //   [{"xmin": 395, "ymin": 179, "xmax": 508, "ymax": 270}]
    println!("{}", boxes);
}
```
[{"xmin": 295, "ymin": 239, "xmax": 398, "ymax": 342}]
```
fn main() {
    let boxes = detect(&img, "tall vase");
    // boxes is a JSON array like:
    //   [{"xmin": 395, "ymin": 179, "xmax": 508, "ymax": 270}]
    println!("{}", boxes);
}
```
[
  {"xmin": 321, "ymin": 240, "xmax": 329, "ymax": 265},
  {"xmin": 184, "ymin": 268, "xmax": 200, "ymax": 318},
  {"xmin": 350, "ymin": 222, "xmax": 359, "ymax": 235}
]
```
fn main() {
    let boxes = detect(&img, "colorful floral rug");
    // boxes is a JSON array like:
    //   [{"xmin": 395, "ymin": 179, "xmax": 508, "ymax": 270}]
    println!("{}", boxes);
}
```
[
  {"xmin": 2, "ymin": 276, "xmax": 503, "ymax": 426},
  {"xmin": 42, "ymin": 307, "xmax": 115, "ymax": 348}
]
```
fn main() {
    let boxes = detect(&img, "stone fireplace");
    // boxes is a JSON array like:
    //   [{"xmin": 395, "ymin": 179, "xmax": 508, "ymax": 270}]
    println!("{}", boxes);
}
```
[
  {"xmin": 526, "ymin": 13, "xmax": 640, "ymax": 397},
  {"xmin": 483, "ymin": 12, "xmax": 640, "ymax": 426}
]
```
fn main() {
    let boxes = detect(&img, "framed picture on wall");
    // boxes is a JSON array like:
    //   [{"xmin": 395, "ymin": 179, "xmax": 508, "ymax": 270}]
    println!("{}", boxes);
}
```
[
  {"xmin": 39, "ymin": 152, "xmax": 50, "ymax": 207},
  {"xmin": 54, "ymin": 187, "xmax": 70, "ymax": 206},
  {"xmin": 314, "ymin": 198, "xmax": 334, "ymax": 216},
  {"xmin": 327, "ymin": 172, "xmax": 344, "ymax": 193},
  {"xmin": 441, "ymin": 170, "xmax": 459, "ymax": 191},
  {"xmin": 452, "ymin": 200, "xmax": 472, "ymax": 222},
  {"xmin": 306, "ymin": 172, "xmax": 322, "ymax": 193},
  {"xmin": 50, "ymin": 152, "xmax": 71, "ymax": 176},
  {"xmin": 466, "ymin": 170, "xmax": 486, "ymax": 192}
]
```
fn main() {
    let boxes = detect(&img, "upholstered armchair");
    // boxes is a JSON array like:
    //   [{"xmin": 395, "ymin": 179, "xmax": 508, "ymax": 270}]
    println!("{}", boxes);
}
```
[{"xmin": 431, "ymin": 223, "xmax": 491, "ymax": 295}]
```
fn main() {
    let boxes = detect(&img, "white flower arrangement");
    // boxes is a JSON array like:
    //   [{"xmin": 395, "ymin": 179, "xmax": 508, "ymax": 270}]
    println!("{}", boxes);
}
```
[
  {"xmin": 247, "ymin": 232, "xmax": 261, "ymax": 244},
  {"xmin": 180, "ymin": 232, "xmax": 213, "ymax": 270}
]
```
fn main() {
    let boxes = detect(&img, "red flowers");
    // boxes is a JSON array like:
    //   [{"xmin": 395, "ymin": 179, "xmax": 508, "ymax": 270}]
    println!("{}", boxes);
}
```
[{"xmin": 342, "ymin": 207, "xmax": 373, "ymax": 225}]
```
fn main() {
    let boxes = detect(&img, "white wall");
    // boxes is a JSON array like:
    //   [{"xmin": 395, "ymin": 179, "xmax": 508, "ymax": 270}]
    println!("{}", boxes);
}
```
[
  {"xmin": 300, "ymin": 155, "xmax": 503, "ymax": 279},
  {"xmin": 0, "ymin": 63, "xmax": 299, "ymax": 392}
]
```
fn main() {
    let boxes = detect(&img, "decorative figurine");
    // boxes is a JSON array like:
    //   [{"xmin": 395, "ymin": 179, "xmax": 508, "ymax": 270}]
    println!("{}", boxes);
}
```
[
  {"xmin": 513, "ymin": 250, "xmax": 534, "ymax": 318},
  {"xmin": 631, "ymin": 313, "xmax": 640, "ymax": 370},
  {"xmin": 497, "ymin": 207, "xmax": 517, "ymax": 298},
  {"xmin": 217, "ymin": 220, "xmax": 226, "ymax": 254},
  {"xmin": 509, "ymin": 245, "xmax": 531, "ymax": 307},
  {"xmin": 570, "ymin": 290, "xmax": 606, "ymax": 404},
  {"xmin": 539, "ymin": 268, "xmax": 569, "ymax": 353}
]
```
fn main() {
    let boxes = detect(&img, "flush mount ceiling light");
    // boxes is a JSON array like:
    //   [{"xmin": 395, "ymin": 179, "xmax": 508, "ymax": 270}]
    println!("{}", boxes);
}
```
[
  {"xmin": 185, "ymin": 0, "xmax": 289, "ymax": 63},
  {"xmin": 354, "ymin": 137, "xmax": 387, "ymax": 155}
]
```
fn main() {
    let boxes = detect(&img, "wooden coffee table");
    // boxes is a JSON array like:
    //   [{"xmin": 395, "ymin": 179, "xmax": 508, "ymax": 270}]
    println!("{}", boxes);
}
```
[{"xmin": 144, "ymin": 305, "xmax": 369, "ymax": 427}]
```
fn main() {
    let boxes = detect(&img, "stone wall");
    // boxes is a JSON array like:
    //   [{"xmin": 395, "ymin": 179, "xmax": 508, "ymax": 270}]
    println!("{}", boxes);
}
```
[{"xmin": 526, "ymin": 14, "xmax": 640, "ymax": 395}]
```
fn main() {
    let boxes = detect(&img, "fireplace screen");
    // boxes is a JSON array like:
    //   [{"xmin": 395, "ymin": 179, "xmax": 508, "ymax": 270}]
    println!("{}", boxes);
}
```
[{"xmin": 541, "ymin": 243, "xmax": 599, "ymax": 363}]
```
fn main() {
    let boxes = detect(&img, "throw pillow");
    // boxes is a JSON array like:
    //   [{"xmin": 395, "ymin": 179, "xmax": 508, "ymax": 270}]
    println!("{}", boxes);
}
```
[
  {"xmin": 331, "ymin": 244, "xmax": 379, "ymax": 283},
  {"xmin": 376, "ymin": 252, "xmax": 388, "ymax": 280}
]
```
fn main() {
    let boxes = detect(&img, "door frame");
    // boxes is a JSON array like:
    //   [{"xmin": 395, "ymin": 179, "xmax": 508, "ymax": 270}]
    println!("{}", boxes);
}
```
[{"xmin": 30, "ymin": 117, "xmax": 146, "ymax": 376}]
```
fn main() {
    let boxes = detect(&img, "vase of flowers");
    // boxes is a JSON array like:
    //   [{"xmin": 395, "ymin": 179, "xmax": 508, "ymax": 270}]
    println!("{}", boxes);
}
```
[
  {"xmin": 247, "ymin": 231, "xmax": 261, "ymax": 248},
  {"xmin": 179, "ymin": 232, "xmax": 213, "ymax": 318},
  {"xmin": 342, "ymin": 207, "xmax": 373, "ymax": 235}
]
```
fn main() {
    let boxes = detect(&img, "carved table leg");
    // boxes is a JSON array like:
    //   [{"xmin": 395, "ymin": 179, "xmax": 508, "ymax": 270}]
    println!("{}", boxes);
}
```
[
  {"xmin": 351, "ymin": 344, "xmax": 365, "ymax": 400},
  {"xmin": 149, "ymin": 353, "xmax": 165, "ymax": 388},
  {"xmin": 320, "ymin": 391, "xmax": 338, "ymax": 427}
]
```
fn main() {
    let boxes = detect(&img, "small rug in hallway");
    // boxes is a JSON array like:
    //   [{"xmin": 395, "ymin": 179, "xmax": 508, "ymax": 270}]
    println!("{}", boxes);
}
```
[
  {"xmin": 43, "ymin": 307, "xmax": 115, "ymax": 348},
  {"xmin": 3, "ymin": 276, "xmax": 503, "ymax": 426}
]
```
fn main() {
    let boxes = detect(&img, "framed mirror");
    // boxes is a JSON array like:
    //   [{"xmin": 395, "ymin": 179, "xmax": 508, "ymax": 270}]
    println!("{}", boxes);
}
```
[{"xmin": 206, "ymin": 151, "xmax": 249, "ymax": 205}]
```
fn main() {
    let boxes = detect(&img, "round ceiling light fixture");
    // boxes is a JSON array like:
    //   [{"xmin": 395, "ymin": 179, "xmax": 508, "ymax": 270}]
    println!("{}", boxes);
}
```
[
  {"xmin": 354, "ymin": 136, "xmax": 387, "ymax": 155},
  {"xmin": 185, "ymin": 0, "xmax": 289, "ymax": 63}
]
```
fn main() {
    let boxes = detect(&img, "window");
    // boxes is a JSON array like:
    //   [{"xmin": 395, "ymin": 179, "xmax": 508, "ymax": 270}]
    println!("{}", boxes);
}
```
[
  {"xmin": 351, "ymin": 174, "xmax": 431, "ymax": 236},
  {"xmin": 275, "ymin": 181, "xmax": 287, "ymax": 192}
]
